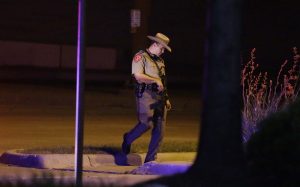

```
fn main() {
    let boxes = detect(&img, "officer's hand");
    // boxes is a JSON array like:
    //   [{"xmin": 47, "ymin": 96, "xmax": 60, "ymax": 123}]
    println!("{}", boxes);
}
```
[
  {"xmin": 166, "ymin": 100, "xmax": 172, "ymax": 111},
  {"xmin": 156, "ymin": 80, "xmax": 164, "ymax": 92}
]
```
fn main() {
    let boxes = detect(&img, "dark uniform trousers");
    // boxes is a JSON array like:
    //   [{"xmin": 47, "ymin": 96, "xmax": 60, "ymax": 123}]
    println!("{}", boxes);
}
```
[{"xmin": 124, "ymin": 89, "xmax": 167, "ymax": 163}]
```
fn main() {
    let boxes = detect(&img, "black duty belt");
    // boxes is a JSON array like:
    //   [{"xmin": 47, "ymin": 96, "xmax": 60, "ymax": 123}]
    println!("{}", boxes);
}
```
[{"xmin": 135, "ymin": 83, "xmax": 159, "ymax": 98}]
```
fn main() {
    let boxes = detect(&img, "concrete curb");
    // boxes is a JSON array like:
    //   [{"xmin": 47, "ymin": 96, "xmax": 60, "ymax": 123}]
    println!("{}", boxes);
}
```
[{"xmin": 0, "ymin": 149, "xmax": 142, "ymax": 169}]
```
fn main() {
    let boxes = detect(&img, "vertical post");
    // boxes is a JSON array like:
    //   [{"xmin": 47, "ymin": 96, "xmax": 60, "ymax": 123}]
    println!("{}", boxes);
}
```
[{"xmin": 75, "ymin": 0, "xmax": 86, "ymax": 186}]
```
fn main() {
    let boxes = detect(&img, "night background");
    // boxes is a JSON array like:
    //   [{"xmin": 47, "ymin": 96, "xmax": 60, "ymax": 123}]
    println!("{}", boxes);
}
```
[
  {"xmin": 0, "ymin": 0, "xmax": 298, "ymax": 186},
  {"xmin": 0, "ymin": 0, "xmax": 298, "ymax": 84}
]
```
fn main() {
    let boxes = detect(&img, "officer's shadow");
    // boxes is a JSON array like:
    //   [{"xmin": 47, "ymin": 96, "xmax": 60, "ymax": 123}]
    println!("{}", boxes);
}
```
[{"xmin": 85, "ymin": 146, "xmax": 142, "ymax": 166}]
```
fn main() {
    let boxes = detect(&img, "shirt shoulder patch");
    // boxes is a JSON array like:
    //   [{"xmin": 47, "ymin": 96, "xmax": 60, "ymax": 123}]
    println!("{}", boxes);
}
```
[{"xmin": 133, "ymin": 54, "xmax": 142, "ymax": 63}]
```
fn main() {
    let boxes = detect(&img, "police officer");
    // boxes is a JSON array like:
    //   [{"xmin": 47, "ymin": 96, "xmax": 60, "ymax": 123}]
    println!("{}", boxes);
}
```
[{"xmin": 122, "ymin": 33, "xmax": 172, "ymax": 163}]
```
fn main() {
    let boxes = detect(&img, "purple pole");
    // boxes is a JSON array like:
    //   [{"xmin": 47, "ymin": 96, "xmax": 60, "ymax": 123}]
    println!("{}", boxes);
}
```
[{"xmin": 75, "ymin": 0, "xmax": 86, "ymax": 186}]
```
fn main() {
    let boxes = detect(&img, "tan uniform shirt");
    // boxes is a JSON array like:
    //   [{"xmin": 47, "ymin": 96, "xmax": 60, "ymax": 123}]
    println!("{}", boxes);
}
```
[{"xmin": 132, "ymin": 50, "xmax": 165, "ymax": 80}]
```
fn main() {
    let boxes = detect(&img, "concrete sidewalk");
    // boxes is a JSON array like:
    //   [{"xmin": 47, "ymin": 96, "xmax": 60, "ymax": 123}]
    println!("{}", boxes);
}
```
[{"xmin": 0, "ymin": 150, "xmax": 195, "ymax": 186}]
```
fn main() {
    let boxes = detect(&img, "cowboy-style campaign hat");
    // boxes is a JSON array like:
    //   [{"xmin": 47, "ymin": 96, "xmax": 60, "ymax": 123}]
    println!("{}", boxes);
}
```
[{"xmin": 147, "ymin": 33, "xmax": 172, "ymax": 52}]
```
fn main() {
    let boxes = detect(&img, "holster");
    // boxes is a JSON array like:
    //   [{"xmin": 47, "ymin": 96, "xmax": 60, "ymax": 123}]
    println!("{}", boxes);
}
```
[{"xmin": 135, "ymin": 83, "xmax": 146, "ymax": 98}]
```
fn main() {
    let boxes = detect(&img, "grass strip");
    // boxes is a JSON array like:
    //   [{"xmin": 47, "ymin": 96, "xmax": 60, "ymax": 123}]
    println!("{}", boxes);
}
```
[{"xmin": 18, "ymin": 141, "xmax": 197, "ymax": 154}]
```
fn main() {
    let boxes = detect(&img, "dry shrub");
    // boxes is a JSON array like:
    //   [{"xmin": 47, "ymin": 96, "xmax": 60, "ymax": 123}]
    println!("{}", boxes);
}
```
[{"xmin": 241, "ymin": 47, "xmax": 300, "ymax": 142}]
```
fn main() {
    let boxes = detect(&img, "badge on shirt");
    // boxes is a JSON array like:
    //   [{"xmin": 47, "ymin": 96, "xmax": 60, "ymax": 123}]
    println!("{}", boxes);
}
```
[{"xmin": 133, "ymin": 54, "xmax": 142, "ymax": 63}]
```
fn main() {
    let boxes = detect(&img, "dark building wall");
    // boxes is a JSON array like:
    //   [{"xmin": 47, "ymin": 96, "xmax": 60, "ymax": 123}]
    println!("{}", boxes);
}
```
[
  {"xmin": 0, "ymin": 0, "xmax": 132, "ymax": 70},
  {"xmin": 0, "ymin": 1, "xmax": 78, "ymax": 45},
  {"xmin": 0, "ymin": 0, "xmax": 131, "ymax": 48},
  {"xmin": 0, "ymin": 0, "xmax": 205, "ymax": 78}
]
